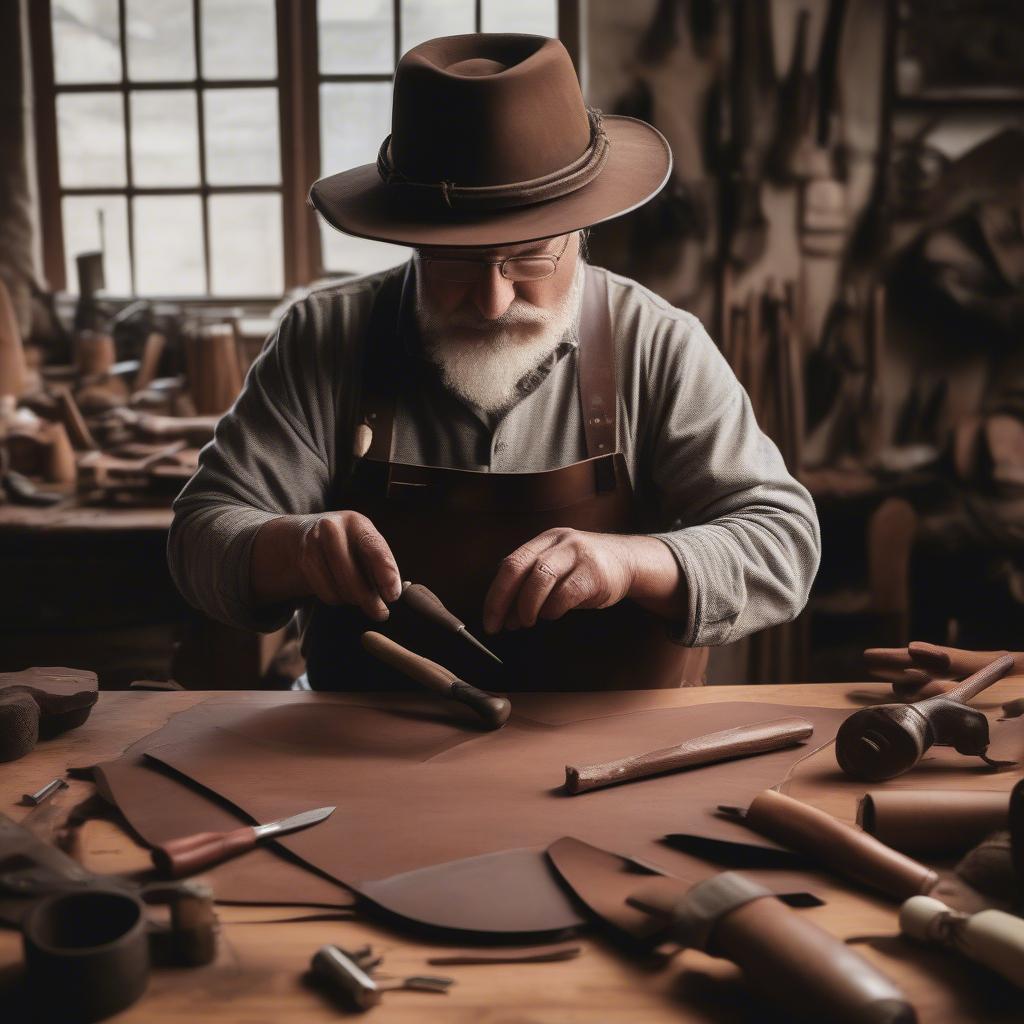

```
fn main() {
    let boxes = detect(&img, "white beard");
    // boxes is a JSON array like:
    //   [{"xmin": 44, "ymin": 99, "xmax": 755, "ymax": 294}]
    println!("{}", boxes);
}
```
[{"xmin": 416, "ymin": 261, "xmax": 583, "ymax": 414}]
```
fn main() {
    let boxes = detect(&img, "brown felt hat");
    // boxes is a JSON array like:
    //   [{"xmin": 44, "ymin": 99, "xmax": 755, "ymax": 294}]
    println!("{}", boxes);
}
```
[{"xmin": 309, "ymin": 34, "xmax": 672, "ymax": 248}]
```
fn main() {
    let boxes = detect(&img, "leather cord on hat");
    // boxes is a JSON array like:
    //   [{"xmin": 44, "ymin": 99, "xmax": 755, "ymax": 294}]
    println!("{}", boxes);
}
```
[{"xmin": 377, "ymin": 108, "xmax": 610, "ymax": 211}]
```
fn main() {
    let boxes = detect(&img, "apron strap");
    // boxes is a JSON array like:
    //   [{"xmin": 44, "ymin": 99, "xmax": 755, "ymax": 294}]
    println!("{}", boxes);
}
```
[
  {"xmin": 358, "ymin": 261, "xmax": 618, "ymax": 463},
  {"xmin": 577, "ymin": 267, "xmax": 617, "ymax": 460}
]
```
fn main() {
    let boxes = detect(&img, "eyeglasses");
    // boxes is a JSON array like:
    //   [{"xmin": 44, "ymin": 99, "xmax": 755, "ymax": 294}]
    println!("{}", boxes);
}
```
[{"xmin": 415, "ymin": 234, "xmax": 571, "ymax": 283}]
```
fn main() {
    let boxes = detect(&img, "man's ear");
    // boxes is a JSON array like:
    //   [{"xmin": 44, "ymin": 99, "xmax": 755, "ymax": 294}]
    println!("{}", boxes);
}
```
[{"xmin": 578, "ymin": 228, "xmax": 591, "ymax": 263}]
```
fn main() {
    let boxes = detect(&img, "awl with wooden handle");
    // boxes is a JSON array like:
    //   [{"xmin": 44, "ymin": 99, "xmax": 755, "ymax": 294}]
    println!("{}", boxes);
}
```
[
  {"xmin": 564, "ymin": 716, "xmax": 814, "ymax": 794},
  {"xmin": 361, "ymin": 631, "xmax": 511, "ymax": 729},
  {"xmin": 399, "ymin": 581, "xmax": 503, "ymax": 665},
  {"xmin": 151, "ymin": 805, "xmax": 335, "ymax": 878}
]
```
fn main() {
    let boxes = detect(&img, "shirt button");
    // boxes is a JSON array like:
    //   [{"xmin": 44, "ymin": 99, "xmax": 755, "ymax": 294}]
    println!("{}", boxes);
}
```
[{"xmin": 494, "ymin": 441, "xmax": 507, "ymax": 455}]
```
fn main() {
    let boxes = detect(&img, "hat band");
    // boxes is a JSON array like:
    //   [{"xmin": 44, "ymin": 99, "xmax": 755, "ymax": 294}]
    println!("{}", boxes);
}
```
[{"xmin": 376, "ymin": 108, "xmax": 609, "ymax": 211}]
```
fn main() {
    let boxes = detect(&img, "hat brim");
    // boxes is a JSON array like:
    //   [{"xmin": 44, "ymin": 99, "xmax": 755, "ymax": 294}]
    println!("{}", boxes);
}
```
[{"xmin": 308, "ymin": 116, "xmax": 672, "ymax": 248}]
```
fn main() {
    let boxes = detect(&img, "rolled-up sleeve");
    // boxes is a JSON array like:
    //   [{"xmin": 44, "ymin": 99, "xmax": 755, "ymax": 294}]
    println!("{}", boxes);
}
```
[
  {"xmin": 168, "ymin": 296, "xmax": 341, "ymax": 633},
  {"xmin": 638, "ymin": 306, "xmax": 820, "ymax": 646}
]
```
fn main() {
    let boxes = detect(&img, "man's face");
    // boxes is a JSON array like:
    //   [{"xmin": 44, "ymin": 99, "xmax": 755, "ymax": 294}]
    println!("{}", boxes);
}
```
[
  {"xmin": 412, "ymin": 232, "xmax": 583, "ymax": 413},
  {"xmin": 415, "ymin": 232, "xmax": 580, "ymax": 330}
]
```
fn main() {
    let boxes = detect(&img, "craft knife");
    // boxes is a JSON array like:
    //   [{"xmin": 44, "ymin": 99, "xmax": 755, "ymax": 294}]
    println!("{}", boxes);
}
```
[{"xmin": 152, "ymin": 805, "xmax": 335, "ymax": 878}]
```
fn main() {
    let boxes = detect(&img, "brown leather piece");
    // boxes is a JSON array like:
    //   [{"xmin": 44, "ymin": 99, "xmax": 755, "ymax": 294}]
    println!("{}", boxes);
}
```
[
  {"xmin": 738, "ymin": 789, "xmax": 938, "ymax": 901},
  {"xmin": 98, "ymin": 693, "xmax": 846, "ymax": 935},
  {"xmin": 0, "ymin": 667, "xmax": 98, "ymax": 762},
  {"xmin": 858, "ymin": 790, "xmax": 1011, "ymax": 857}
]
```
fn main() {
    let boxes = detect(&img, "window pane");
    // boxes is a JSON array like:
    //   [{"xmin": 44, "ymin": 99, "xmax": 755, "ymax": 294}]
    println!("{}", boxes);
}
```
[
  {"xmin": 133, "ymin": 196, "xmax": 205, "ymax": 295},
  {"xmin": 400, "ymin": 0, "xmax": 474, "ymax": 53},
  {"xmin": 202, "ymin": 0, "xmax": 277, "ymax": 80},
  {"xmin": 52, "ymin": 0, "xmax": 121, "ymax": 83},
  {"xmin": 126, "ymin": 0, "xmax": 196, "ymax": 81},
  {"xmin": 130, "ymin": 91, "xmax": 200, "ymax": 186},
  {"xmin": 481, "ymin": 0, "xmax": 557, "ymax": 36},
  {"xmin": 320, "ymin": 224, "xmax": 410, "ymax": 277},
  {"xmin": 319, "ymin": 82, "xmax": 408, "ymax": 273},
  {"xmin": 62, "ymin": 195, "xmax": 131, "ymax": 296},
  {"xmin": 318, "ymin": 0, "xmax": 393, "ymax": 74},
  {"xmin": 57, "ymin": 92, "xmax": 126, "ymax": 187},
  {"xmin": 208, "ymin": 193, "xmax": 283, "ymax": 295},
  {"xmin": 319, "ymin": 82, "xmax": 390, "ymax": 177},
  {"xmin": 204, "ymin": 88, "xmax": 280, "ymax": 184}
]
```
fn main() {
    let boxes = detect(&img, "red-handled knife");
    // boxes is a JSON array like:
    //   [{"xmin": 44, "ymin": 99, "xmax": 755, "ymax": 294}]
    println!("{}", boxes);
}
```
[{"xmin": 151, "ymin": 805, "xmax": 335, "ymax": 878}]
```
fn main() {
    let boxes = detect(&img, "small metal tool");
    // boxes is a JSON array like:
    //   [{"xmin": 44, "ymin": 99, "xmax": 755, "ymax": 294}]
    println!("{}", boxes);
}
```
[
  {"xmin": 400, "ymin": 581, "xmax": 503, "ymax": 665},
  {"xmin": 152, "ymin": 805, "xmax": 335, "ymax": 878},
  {"xmin": 311, "ymin": 944, "xmax": 453, "ymax": 1009},
  {"xmin": 21, "ymin": 777, "xmax": 69, "ymax": 806}
]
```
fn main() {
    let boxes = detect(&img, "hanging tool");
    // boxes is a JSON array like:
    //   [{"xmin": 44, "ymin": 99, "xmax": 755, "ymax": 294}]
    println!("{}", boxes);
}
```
[
  {"xmin": 361, "ymin": 631, "xmax": 511, "ymax": 730},
  {"xmin": 397, "ymin": 581, "xmax": 503, "ymax": 665},
  {"xmin": 151, "ymin": 805, "xmax": 335, "ymax": 878}
]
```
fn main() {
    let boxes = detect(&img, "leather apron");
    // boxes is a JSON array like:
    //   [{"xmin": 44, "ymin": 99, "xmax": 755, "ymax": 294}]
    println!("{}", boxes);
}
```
[{"xmin": 304, "ymin": 263, "xmax": 708, "ymax": 691}]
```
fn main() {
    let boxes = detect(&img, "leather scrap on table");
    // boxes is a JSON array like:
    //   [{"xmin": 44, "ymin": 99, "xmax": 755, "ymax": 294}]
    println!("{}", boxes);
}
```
[
  {"xmin": 0, "ymin": 667, "xmax": 98, "ymax": 763},
  {"xmin": 94, "ymin": 693, "xmax": 847, "ymax": 936}
]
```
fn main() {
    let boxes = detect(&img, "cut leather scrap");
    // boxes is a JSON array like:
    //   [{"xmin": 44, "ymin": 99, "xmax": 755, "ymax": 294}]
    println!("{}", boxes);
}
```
[
  {"xmin": 0, "ymin": 667, "xmax": 98, "ymax": 763},
  {"xmin": 100, "ymin": 694, "xmax": 847, "ymax": 935}
]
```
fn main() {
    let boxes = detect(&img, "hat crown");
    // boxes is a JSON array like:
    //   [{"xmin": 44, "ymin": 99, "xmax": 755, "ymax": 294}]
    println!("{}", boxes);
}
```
[{"xmin": 389, "ymin": 34, "xmax": 591, "ymax": 189}]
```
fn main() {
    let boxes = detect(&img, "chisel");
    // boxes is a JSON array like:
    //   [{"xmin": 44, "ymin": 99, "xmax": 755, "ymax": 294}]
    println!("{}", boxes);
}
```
[{"xmin": 361, "ymin": 631, "xmax": 511, "ymax": 729}]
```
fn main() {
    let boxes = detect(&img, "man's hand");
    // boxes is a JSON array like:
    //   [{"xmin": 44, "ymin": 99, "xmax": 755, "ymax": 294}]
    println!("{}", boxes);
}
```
[
  {"xmin": 864, "ymin": 641, "xmax": 1021, "ymax": 686},
  {"xmin": 482, "ymin": 528, "xmax": 635, "ymax": 633},
  {"xmin": 251, "ymin": 512, "xmax": 402, "ymax": 621},
  {"xmin": 482, "ymin": 528, "xmax": 686, "ymax": 634}
]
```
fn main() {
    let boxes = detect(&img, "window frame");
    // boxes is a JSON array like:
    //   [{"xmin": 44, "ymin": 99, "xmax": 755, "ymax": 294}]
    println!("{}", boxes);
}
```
[{"xmin": 30, "ymin": 0, "xmax": 581, "ymax": 301}]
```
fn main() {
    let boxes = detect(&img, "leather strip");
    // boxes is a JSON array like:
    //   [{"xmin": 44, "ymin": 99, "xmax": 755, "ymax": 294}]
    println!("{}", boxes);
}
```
[
  {"xmin": 577, "ymin": 268, "xmax": 617, "ymax": 463},
  {"xmin": 377, "ymin": 108, "xmax": 610, "ymax": 211},
  {"xmin": 665, "ymin": 871, "xmax": 771, "ymax": 951}
]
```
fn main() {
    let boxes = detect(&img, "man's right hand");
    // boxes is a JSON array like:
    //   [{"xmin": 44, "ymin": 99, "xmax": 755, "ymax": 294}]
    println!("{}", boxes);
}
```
[{"xmin": 251, "ymin": 512, "xmax": 402, "ymax": 621}]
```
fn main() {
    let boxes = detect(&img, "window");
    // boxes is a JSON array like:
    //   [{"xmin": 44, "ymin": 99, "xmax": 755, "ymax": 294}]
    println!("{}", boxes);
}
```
[
  {"xmin": 39, "ymin": 0, "xmax": 284, "ymax": 299},
  {"xmin": 32, "ymin": 0, "xmax": 569, "ymax": 299}
]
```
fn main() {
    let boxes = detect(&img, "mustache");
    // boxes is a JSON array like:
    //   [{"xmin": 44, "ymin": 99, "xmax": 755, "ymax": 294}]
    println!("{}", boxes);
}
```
[{"xmin": 438, "ymin": 300, "xmax": 554, "ymax": 333}]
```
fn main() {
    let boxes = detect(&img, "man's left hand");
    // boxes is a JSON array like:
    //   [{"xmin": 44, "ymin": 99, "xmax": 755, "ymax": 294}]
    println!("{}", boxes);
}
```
[{"xmin": 482, "ymin": 528, "xmax": 641, "ymax": 633}]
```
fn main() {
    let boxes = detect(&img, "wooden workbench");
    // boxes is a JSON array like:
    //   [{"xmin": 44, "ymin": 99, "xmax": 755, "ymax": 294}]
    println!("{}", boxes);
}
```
[{"xmin": 2, "ymin": 682, "xmax": 1022, "ymax": 1023}]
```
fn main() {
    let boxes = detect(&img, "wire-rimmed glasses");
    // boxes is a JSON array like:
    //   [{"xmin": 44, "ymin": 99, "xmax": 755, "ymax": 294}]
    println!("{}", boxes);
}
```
[{"xmin": 415, "ymin": 234, "xmax": 571, "ymax": 283}]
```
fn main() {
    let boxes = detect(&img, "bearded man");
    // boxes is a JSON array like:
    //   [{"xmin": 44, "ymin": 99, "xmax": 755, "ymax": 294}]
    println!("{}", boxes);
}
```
[{"xmin": 168, "ymin": 34, "xmax": 820, "ymax": 691}]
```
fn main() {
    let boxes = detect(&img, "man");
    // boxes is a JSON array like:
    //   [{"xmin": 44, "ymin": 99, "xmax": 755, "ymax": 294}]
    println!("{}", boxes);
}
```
[{"xmin": 169, "ymin": 33, "xmax": 820, "ymax": 691}]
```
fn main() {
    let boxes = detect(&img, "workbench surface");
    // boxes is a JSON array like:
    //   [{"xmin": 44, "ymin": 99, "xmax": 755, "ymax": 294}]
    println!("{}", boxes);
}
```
[{"xmin": 2, "ymin": 682, "xmax": 1021, "ymax": 1023}]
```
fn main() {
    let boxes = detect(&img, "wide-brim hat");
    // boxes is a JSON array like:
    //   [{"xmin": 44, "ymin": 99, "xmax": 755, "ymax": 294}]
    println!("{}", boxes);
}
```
[{"xmin": 309, "ymin": 34, "xmax": 672, "ymax": 248}]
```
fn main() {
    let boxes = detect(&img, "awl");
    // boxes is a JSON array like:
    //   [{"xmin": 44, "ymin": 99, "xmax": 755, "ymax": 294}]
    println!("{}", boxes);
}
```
[
  {"xmin": 399, "ymin": 581, "xmax": 503, "ymax": 665},
  {"xmin": 151, "ymin": 805, "xmax": 335, "ymax": 878}
]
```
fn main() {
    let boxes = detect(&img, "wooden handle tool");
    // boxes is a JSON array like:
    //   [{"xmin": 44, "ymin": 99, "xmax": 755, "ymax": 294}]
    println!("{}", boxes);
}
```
[
  {"xmin": 361, "ymin": 631, "xmax": 511, "ymax": 729},
  {"xmin": 564, "ymin": 717, "xmax": 814, "ymax": 794},
  {"xmin": 399, "ymin": 581, "xmax": 503, "ymax": 665},
  {"xmin": 151, "ymin": 805, "xmax": 334, "ymax": 878}
]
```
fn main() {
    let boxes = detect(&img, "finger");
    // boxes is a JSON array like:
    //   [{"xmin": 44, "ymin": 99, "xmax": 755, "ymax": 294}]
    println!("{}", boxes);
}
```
[
  {"xmin": 514, "ymin": 546, "xmax": 576, "ymax": 628},
  {"xmin": 349, "ymin": 518, "xmax": 402, "ymax": 604},
  {"xmin": 320, "ymin": 519, "xmax": 387, "ymax": 621},
  {"xmin": 867, "ymin": 667, "xmax": 932, "ymax": 686},
  {"xmin": 907, "ymin": 641, "xmax": 953, "ymax": 674},
  {"xmin": 538, "ymin": 569, "xmax": 593, "ymax": 622},
  {"xmin": 863, "ymin": 648, "xmax": 914, "ymax": 671},
  {"xmin": 483, "ymin": 532, "xmax": 563, "ymax": 633}
]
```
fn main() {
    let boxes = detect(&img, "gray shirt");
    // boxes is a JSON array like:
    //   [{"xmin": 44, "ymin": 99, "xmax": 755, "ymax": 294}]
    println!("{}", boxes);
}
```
[{"xmin": 168, "ymin": 263, "xmax": 820, "ymax": 646}]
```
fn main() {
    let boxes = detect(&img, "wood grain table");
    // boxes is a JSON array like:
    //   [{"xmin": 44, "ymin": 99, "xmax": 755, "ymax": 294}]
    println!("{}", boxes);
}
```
[{"xmin": 2, "ymin": 682, "xmax": 1022, "ymax": 1023}]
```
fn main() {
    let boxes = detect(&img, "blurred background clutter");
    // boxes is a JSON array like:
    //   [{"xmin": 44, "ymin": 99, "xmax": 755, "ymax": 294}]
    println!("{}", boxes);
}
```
[{"xmin": 2, "ymin": 0, "xmax": 1023, "ymax": 688}]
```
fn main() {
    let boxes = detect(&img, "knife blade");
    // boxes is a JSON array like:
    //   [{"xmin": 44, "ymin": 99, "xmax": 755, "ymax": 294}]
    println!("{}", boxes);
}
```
[{"xmin": 152, "ymin": 805, "xmax": 335, "ymax": 878}]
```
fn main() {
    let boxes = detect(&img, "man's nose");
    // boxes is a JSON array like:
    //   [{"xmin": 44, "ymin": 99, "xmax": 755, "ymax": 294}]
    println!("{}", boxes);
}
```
[{"xmin": 471, "ymin": 265, "xmax": 516, "ymax": 319}]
